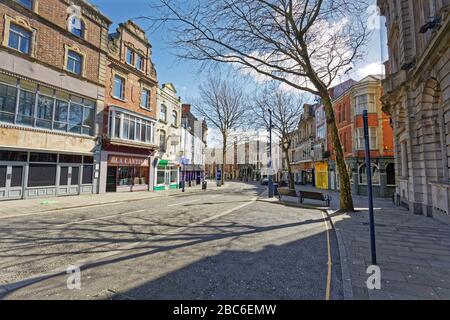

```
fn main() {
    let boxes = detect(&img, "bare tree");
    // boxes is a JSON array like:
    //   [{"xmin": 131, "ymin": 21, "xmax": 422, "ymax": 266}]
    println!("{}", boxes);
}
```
[
  {"xmin": 252, "ymin": 83, "xmax": 304, "ymax": 190},
  {"xmin": 146, "ymin": 0, "xmax": 370, "ymax": 211},
  {"xmin": 193, "ymin": 75, "xmax": 248, "ymax": 185}
]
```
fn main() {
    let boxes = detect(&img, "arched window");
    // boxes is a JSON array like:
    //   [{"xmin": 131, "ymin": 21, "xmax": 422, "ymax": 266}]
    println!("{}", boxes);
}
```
[
  {"xmin": 359, "ymin": 164, "xmax": 380, "ymax": 185},
  {"xmin": 386, "ymin": 163, "xmax": 396, "ymax": 186},
  {"xmin": 159, "ymin": 130, "xmax": 166, "ymax": 152},
  {"xmin": 172, "ymin": 111, "xmax": 178, "ymax": 126},
  {"xmin": 69, "ymin": 16, "xmax": 85, "ymax": 38}
]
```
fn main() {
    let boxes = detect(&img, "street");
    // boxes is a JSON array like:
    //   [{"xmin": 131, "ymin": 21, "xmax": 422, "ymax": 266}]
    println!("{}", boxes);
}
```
[{"xmin": 0, "ymin": 182, "xmax": 343, "ymax": 300}]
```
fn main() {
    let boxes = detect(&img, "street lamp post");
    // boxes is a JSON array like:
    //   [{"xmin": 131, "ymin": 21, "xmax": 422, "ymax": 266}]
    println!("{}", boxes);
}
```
[
  {"xmin": 268, "ymin": 109, "xmax": 274, "ymax": 198},
  {"xmin": 182, "ymin": 118, "xmax": 188, "ymax": 192}
]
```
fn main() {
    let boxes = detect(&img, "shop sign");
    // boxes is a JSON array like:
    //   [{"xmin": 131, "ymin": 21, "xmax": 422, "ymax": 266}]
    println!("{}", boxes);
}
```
[{"xmin": 108, "ymin": 155, "xmax": 149, "ymax": 167}]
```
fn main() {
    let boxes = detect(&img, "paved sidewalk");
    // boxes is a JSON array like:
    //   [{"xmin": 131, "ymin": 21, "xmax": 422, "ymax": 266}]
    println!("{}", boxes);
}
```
[
  {"xmin": 0, "ymin": 180, "xmax": 232, "ymax": 218},
  {"xmin": 291, "ymin": 185, "xmax": 450, "ymax": 300}
]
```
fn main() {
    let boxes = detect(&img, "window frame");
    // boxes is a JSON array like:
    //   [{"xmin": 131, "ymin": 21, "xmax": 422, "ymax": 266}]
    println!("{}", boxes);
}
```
[
  {"xmin": 160, "ymin": 104, "xmax": 167, "ymax": 122},
  {"xmin": 8, "ymin": 23, "xmax": 32, "ymax": 55},
  {"xmin": 66, "ymin": 49, "xmax": 84, "ymax": 76},
  {"xmin": 140, "ymin": 88, "xmax": 151, "ymax": 110},
  {"xmin": 113, "ymin": 75, "xmax": 125, "ymax": 100},
  {"xmin": 69, "ymin": 16, "xmax": 85, "ymax": 39},
  {"xmin": 358, "ymin": 163, "xmax": 381, "ymax": 186},
  {"xmin": 15, "ymin": 0, "xmax": 33, "ymax": 10}
]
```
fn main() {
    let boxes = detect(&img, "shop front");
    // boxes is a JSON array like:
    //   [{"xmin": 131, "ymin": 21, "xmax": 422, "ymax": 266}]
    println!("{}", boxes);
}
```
[
  {"xmin": 181, "ymin": 164, "xmax": 204, "ymax": 187},
  {"xmin": 105, "ymin": 155, "xmax": 151, "ymax": 193},
  {"xmin": 154, "ymin": 160, "xmax": 180, "ymax": 191},
  {"xmin": 0, "ymin": 149, "xmax": 96, "ymax": 201},
  {"xmin": 291, "ymin": 162, "xmax": 315, "ymax": 185},
  {"xmin": 315, "ymin": 161, "xmax": 329, "ymax": 190}
]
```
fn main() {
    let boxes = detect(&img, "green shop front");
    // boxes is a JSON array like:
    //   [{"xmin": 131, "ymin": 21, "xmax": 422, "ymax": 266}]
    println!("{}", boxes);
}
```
[{"xmin": 154, "ymin": 159, "xmax": 180, "ymax": 191}]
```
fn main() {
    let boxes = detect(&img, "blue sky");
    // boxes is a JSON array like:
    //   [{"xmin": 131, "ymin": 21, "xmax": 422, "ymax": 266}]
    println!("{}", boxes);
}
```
[{"xmin": 90, "ymin": 0, "xmax": 387, "ymax": 102}]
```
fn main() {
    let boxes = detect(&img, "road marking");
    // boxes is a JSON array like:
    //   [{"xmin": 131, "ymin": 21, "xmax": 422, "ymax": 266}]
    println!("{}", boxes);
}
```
[
  {"xmin": 167, "ymin": 199, "xmax": 201, "ymax": 207},
  {"xmin": 320, "ymin": 210, "xmax": 333, "ymax": 301},
  {"xmin": 54, "ymin": 209, "xmax": 146, "ymax": 227},
  {"xmin": 1, "ymin": 196, "xmax": 258, "ymax": 294}
]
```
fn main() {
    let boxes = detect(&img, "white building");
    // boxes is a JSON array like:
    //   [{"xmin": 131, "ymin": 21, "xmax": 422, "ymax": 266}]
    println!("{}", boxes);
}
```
[{"xmin": 154, "ymin": 83, "xmax": 182, "ymax": 191}]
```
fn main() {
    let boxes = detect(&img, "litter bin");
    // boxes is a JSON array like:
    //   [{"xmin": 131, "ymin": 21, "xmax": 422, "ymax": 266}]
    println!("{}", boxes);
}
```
[
  {"xmin": 202, "ymin": 181, "xmax": 208, "ymax": 190},
  {"xmin": 273, "ymin": 183, "xmax": 279, "ymax": 196}
]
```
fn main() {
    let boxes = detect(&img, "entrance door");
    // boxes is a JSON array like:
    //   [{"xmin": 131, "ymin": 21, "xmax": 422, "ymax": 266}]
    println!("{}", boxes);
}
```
[
  {"xmin": 0, "ymin": 165, "xmax": 24, "ymax": 200},
  {"xmin": 106, "ymin": 166, "xmax": 117, "ymax": 192},
  {"xmin": 59, "ymin": 166, "xmax": 81, "ymax": 196}
]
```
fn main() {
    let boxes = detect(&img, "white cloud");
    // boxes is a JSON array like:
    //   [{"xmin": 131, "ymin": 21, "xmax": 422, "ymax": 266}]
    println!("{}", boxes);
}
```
[{"xmin": 357, "ymin": 62, "xmax": 385, "ymax": 79}]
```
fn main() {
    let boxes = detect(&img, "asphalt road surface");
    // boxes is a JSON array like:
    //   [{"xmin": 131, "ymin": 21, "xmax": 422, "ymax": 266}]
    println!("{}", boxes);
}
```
[{"xmin": 0, "ymin": 182, "xmax": 343, "ymax": 300}]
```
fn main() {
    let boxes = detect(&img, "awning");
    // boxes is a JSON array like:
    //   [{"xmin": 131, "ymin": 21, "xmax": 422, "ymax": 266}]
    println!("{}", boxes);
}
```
[{"xmin": 158, "ymin": 160, "xmax": 169, "ymax": 166}]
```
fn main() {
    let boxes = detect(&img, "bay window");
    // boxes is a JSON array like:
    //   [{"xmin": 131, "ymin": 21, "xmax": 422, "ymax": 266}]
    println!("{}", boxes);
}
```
[
  {"xmin": 355, "ymin": 94, "xmax": 376, "ymax": 115},
  {"xmin": 0, "ymin": 83, "xmax": 17, "ymax": 123},
  {"xmin": 109, "ymin": 110, "xmax": 155, "ymax": 144}
]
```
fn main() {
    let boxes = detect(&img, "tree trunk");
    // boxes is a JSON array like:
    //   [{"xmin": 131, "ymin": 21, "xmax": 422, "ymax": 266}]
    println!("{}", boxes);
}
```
[
  {"xmin": 322, "ymin": 96, "xmax": 354, "ymax": 212},
  {"xmin": 222, "ymin": 133, "xmax": 227, "ymax": 185},
  {"xmin": 283, "ymin": 146, "xmax": 295, "ymax": 190}
]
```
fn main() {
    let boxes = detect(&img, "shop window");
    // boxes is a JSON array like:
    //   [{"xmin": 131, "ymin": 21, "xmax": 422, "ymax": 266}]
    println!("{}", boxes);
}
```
[
  {"xmin": 0, "ymin": 83, "xmax": 17, "ymax": 124},
  {"xmin": 359, "ymin": 164, "xmax": 380, "ymax": 185},
  {"xmin": 386, "ymin": 163, "xmax": 396, "ymax": 186},
  {"xmin": 171, "ymin": 168, "xmax": 178, "ymax": 183},
  {"xmin": 71, "ymin": 167, "xmax": 80, "ymax": 185},
  {"xmin": 29, "ymin": 153, "xmax": 57, "ymax": 163},
  {"xmin": 59, "ymin": 154, "xmax": 82, "ymax": 163},
  {"xmin": 67, "ymin": 51, "xmax": 83, "ymax": 75},
  {"xmin": 28, "ymin": 164, "xmax": 57, "ymax": 187},
  {"xmin": 0, "ymin": 151, "xmax": 28, "ymax": 162},
  {"xmin": 82, "ymin": 165, "xmax": 94, "ymax": 184},
  {"xmin": 8, "ymin": 23, "xmax": 32, "ymax": 54},
  {"xmin": 16, "ymin": 90, "xmax": 35, "ymax": 126},
  {"xmin": 83, "ymin": 156, "xmax": 94, "ymax": 164},
  {"xmin": 157, "ymin": 167, "xmax": 165, "ymax": 185},
  {"xmin": 0, "ymin": 166, "xmax": 6, "ymax": 188},
  {"xmin": 36, "ymin": 94, "xmax": 54, "ymax": 129},
  {"xmin": 11, "ymin": 166, "xmax": 23, "ymax": 187},
  {"xmin": 60, "ymin": 167, "xmax": 69, "ymax": 186}
]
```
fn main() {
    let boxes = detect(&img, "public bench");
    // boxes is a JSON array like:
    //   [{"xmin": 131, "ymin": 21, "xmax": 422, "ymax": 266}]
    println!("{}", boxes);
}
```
[
  {"xmin": 298, "ymin": 191, "xmax": 331, "ymax": 207},
  {"xmin": 277, "ymin": 188, "xmax": 301, "ymax": 202}
]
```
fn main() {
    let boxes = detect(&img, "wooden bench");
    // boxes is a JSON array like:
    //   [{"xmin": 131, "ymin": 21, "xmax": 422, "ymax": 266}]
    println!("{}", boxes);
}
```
[
  {"xmin": 277, "ymin": 188, "xmax": 301, "ymax": 203},
  {"xmin": 299, "ymin": 191, "xmax": 332, "ymax": 207}
]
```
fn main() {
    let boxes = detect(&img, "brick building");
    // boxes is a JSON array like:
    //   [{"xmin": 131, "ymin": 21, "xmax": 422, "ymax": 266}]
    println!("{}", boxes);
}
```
[
  {"xmin": 99, "ymin": 20, "xmax": 159, "ymax": 193},
  {"xmin": 328, "ymin": 76, "xmax": 395, "ymax": 197},
  {"xmin": 378, "ymin": 1, "xmax": 450, "ymax": 221},
  {"xmin": 0, "ymin": 0, "xmax": 110, "ymax": 200}
]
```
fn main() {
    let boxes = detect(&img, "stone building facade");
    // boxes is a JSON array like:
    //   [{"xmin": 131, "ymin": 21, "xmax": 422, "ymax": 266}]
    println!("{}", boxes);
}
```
[
  {"xmin": 378, "ymin": 1, "xmax": 450, "ymax": 222},
  {"xmin": 99, "ymin": 20, "xmax": 159, "ymax": 193},
  {"xmin": 154, "ymin": 83, "xmax": 182, "ymax": 191},
  {"xmin": 0, "ymin": 0, "xmax": 110, "ymax": 200}
]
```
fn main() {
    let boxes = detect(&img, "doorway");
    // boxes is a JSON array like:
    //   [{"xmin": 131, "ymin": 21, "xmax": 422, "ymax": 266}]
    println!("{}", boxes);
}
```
[
  {"xmin": 58, "ymin": 166, "xmax": 81, "ymax": 196},
  {"xmin": 0, "ymin": 165, "xmax": 24, "ymax": 200}
]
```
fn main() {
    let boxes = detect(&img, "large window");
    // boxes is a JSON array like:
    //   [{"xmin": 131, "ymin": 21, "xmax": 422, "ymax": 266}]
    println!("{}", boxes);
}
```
[
  {"xmin": 141, "ymin": 88, "xmax": 150, "ymax": 109},
  {"xmin": 355, "ymin": 127, "xmax": 378, "ymax": 150},
  {"xmin": 109, "ymin": 110, "xmax": 155, "ymax": 144},
  {"xmin": 0, "ymin": 83, "xmax": 17, "ymax": 123},
  {"xmin": 172, "ymin": 111, "xmax": 178, "ymax": 126},
  {"xmin": 355, "ymin": 94, "xmax": 376, "ymax": 115},
  {"xmin": 359, "ymin": 164, "xmax": 380, "ymax": 185},
  {"xmin": 159, "ymin": 130, "xmax": 166, "ymax": 152},
  {"xmin": 54, "ymin": 100, "xmax": 69, "ymax": 131},
  {"xmin": 68, "ymin": 102, "xmax": 83, "ymax": 134},
  {"xmin": 114, "ymin": 75, "xmax": 125, "ymax": 100},
  {"xmin": 135, "ymin": 55, "xmax": 144, "ymax": 70},
  {"xmin": 160, "ymin": 104, "xmax": 167, "ymax": 122},
  {"xmin": 67, "ymin": 51, "xmax": 83, "ymax": 75},
  {"xmin": 36, "ymin": 95, "xmax": 54, "ymax": 129},
  {"xmin": 16, "ymin": 89, "xmax": 35, "ymax": 126},
  {"xmin": 8, "ymin": 23, "xmax": 32, "ymax": 54}
]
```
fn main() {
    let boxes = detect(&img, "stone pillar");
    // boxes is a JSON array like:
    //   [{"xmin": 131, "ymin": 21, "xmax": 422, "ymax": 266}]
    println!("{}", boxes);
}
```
[{"xmin": 98, "ymin": 151, "xmax": 108, "ymax": 194}]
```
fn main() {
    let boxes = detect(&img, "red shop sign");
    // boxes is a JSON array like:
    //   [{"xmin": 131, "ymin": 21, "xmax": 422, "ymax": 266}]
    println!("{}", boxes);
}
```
[{"xmin": 108, "ymin": 155, "xmax": 149, "ymax": 167}]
